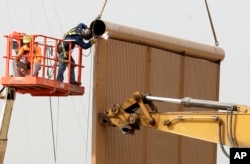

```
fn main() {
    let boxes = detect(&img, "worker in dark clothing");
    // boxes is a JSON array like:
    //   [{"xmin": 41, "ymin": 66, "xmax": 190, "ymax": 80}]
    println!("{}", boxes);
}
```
[{"xmin": 56, "ymin": 23, "xmax": 96, "ymax": 85}]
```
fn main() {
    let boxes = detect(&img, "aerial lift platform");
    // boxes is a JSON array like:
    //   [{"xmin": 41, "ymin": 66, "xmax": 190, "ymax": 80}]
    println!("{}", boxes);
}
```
[
  {"xmin": 0, "ymin": 31, "xmax": 85, "ymax": 96},
  {"xmin": 0, "ymin": 18, "xmax": 106, "ymax": 164}
]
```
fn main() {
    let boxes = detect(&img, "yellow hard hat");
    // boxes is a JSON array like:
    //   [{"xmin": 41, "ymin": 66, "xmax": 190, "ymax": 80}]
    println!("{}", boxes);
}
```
[{"xmin": 23, "ymin": 35, "xmax": 31, "ymax": 43}]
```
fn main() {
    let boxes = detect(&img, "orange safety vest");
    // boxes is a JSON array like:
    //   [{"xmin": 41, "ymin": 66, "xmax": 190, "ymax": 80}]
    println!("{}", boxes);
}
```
[{"xmin": 18, "ymin": 44, "xmax": 42, "ymax": 63}]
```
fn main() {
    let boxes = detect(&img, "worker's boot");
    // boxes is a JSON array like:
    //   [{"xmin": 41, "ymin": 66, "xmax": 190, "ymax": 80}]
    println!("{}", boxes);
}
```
[{"xmin": 70, "ymin": 81, "xmax": 81, "ymax": 85}]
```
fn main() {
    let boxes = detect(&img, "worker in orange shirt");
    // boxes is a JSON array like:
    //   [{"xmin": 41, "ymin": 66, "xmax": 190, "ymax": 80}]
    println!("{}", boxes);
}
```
[{"xmin": 13, "ymin": 35, "xmax": 42, "ymax": 77}]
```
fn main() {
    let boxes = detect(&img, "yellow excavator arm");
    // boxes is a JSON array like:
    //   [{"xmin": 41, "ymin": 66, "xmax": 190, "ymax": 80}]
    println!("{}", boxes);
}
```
[{"xmin": 99, "ymin": 91, "xmax": 250, "ymax": 150}]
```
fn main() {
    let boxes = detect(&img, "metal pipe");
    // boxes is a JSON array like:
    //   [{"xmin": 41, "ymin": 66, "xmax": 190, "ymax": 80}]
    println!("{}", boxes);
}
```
[
  {"xmin": 146, "ymin": 96, "xmax": 236, "ymax": 110},
  {"xmin": 181, "ymin": 97, "xmax": 236, "ymax": 110},
  {"xmin": 146, "ymin": 96, "xmax": 182, "ymax": 104}
]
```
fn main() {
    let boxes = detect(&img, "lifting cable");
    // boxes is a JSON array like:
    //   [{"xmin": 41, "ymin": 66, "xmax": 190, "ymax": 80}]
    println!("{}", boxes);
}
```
[
  {"xmin": 204, "ymin": 0, "xmax": 219, "ymax": 46},
  {"xmin": 49, "ymin": 97, "xmax": 57, "ymax": 162},
  {"xmin": 48, "ymin": 97, "xmax": 61, "ymax": 164},
  {"xmin": 39, "ymin": 0, "xmax": 58, "ymax": 161},
  {"xmin": 96, "ymin": 0, "xmax": 108, "ymax": 19},
  {"xmin": 41, "ymin": 0, "xmax": 64, "ymax": 161},
  {"xmin": 56, "ymin": 97, "xmax": 60, "ymax": 155}
]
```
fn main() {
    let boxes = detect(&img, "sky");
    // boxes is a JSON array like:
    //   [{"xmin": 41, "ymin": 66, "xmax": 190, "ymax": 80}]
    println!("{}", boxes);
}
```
[{"xmin": 0, "ymin": 0, "xmax": 250, "ymax": 164}]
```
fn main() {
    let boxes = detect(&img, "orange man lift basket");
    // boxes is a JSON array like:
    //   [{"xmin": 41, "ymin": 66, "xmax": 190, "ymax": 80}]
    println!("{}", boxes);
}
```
[{"xmin": 0, "ymin": 31, "xmax": 85, "ymax": 96}]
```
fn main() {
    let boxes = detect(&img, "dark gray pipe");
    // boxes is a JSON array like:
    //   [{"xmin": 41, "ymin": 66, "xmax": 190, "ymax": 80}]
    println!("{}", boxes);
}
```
[{"xmin": 90, "ymin": 19, "xmax": 106, "ymax": 36}]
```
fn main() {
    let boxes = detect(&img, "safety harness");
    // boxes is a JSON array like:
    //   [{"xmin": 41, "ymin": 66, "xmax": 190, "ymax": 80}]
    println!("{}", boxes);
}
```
[{"xmin": 59, "ymin": 27, "xmax": 82, "ymax": 59}]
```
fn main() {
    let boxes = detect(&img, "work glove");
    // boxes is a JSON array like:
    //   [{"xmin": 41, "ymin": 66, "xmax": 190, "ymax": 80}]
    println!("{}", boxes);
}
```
[
  {"xmin": 15, "ymin": 55, "xmax": 20, "ymax": 61},
  {"xmin": 90, "ymin": 38, "xmax": 97, "ymax": 44}
]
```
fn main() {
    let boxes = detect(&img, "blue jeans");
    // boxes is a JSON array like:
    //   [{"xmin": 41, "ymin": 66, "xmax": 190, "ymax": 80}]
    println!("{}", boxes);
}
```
[{"xmin": 56, "ymin": 52, "xmax": 76, "ymax": 82}]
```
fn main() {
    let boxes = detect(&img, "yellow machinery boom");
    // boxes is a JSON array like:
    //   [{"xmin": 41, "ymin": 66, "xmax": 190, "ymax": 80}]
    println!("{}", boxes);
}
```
[
  {"xmin": 0, "ymin": 87, "xmax": 15, "ymax": 163},
  {"xmin": 99, "ymin": 91, "xmax": 250, "ymax": 158}
]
